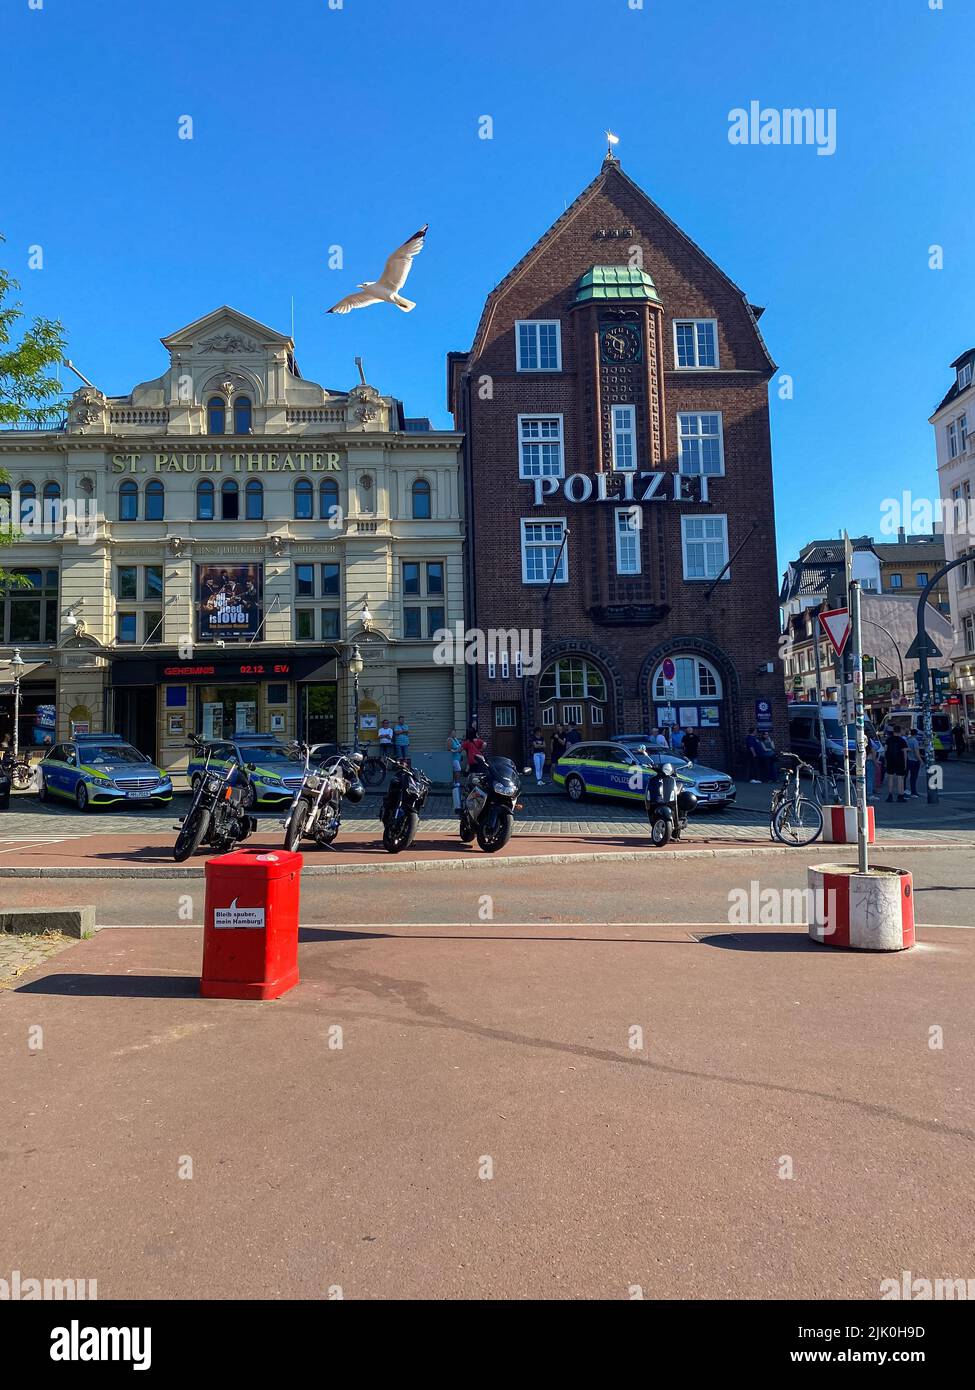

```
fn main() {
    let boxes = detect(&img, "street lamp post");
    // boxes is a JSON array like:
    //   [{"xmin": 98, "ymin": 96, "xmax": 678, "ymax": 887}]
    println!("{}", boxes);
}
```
[
  {"xmin": 348, "ymin": 643, "xmax": 364, "ymax": 753},
  {"xmin": 914, "ymin": 557, "xmax": 968, "ymax": 806},
  {"xmin": 11, "ymin": 648, "xmax": 25, "ymax": 762}
]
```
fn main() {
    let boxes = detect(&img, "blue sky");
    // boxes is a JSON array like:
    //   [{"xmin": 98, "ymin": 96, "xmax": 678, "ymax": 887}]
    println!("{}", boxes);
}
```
[{"xmin": 3, "ymin": 0, "xmax": 971, "ymax": 575}]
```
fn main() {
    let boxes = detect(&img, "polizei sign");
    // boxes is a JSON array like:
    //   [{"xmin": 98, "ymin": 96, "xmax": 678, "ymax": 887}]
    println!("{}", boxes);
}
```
[{"xmin": 531, "ymin": 472, "xmax": 708, "ymax": 505}]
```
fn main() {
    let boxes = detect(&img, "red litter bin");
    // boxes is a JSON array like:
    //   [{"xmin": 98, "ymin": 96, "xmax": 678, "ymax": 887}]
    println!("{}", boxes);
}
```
[{"xmin": 201, "ymin": 849, "xmax": 303, "ymax": 1000}]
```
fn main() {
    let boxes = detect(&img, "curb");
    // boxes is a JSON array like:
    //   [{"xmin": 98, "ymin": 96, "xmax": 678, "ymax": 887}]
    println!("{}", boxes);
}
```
[{"xmin": 0, "ymin": 841, "xmax": 967, "ymax": 879}]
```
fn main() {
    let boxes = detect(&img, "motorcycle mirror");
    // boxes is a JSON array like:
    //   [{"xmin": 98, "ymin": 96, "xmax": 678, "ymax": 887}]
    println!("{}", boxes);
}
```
[
  {"xmin": 662, "ymin": 762, "xmax": 674, "ymax": 776},
  {"xmin": 246, "ymin": 762, "xmax": 257, "ymax": 771},
  {"xmin": 522, "ymin": 767, "xmax": 532, "ymax": 775}
]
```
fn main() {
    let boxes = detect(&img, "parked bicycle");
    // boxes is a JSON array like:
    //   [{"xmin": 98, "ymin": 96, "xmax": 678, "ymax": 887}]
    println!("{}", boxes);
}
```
[
  {"xmin": 769, "ymin": 754, "xmax": 824, "ymax": 846},
  {"xmin": 1, "ymin": 750, "xmax": 35, "ymax": 792},
  {"xmin": 359, "ymin": 745, "xmax": 387, "ymax": 788}
]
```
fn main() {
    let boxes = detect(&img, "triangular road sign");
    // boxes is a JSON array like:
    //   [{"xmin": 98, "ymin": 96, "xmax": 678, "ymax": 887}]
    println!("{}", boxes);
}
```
[
  {"xmin": 905, "ymin": 632, "xmax": 943, "ymax": 660},
  {"xmin": 819, "ymin": 607, "xmax": 851, "ymax": 657}
]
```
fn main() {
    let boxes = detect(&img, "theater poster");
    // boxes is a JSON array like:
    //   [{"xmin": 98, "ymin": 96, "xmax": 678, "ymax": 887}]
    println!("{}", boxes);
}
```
[{"xmin": 196, "ymin": 564, "xmax": 263, "ymax": 642}]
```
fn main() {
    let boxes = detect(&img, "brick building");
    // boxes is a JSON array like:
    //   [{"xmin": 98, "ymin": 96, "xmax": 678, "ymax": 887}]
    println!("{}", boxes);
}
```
[{"xmin": 448, "ymin": 152, "xmax": 783, "ymax": 772}]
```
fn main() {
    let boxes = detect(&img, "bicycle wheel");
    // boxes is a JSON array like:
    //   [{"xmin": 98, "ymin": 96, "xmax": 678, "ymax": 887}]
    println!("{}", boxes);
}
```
[
  {"xmin": 361, "ymin": 756, "xmax": 386, "ymax": 787},
  {"xmin": 772, "ymin": 797, "xmax": 823, "ymax": 846}
]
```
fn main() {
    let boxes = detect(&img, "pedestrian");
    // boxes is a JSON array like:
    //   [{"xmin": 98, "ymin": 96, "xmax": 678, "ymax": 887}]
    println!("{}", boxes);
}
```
[
  {"xmin": 745, "ymin": 727, "xmax": 764, "ymax": 783},
  {"xmin": 953, "ymin": 723, "xmax": 967, "ymax": 759},
  {"xmin": 884, "ymin": 728, "xmax": 909, "ymax": 803},
  {"xmin": 564, "ymin": 722, "xmax": 582, "ymax": 748},
  {"xmin": 668, "ymin": 725, "xmax": 684, "ymax": 752},
  {"xmin": 394, "ymin": 716, "xmax": 410, "ymax": 764},
  {"xmin": 461, "ymin": 726, "xmax": 485, "ymax": 770},
  {"xmin": 864, "ymin": 738, "xmax": 880, "ymax": 801},
  {"xmin": 377, "ymin": 718, "xmax": 394, "ymax": 753},
  {"xmin": 652, "ymin": 727, "xmax": 668, "ymax": 748},
  {"xmin": 759, "ymin": 731, "xmax": 778, "ymax": 782},
  {"xmin": 551, "ymin": 724, "xmax": 567, "ymax": 767},
  {"xmin": 447, "ymin": 729, "xmax": 463, "ymax": 814},
  {"xmin": 905, "ymin": 727, "xmax": 922, "ymax": 798},
  {"xmin": 681, "ymin": 729, "xmax": 700, "ymax": 761},
  {"xmin": 531, "ymin": 726, "xmax": 546, "ymax": 785}
]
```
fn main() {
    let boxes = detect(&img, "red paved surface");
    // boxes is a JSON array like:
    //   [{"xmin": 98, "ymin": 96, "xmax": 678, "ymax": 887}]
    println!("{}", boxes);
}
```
[{"xmin": 1, "ymin": 915, "xmax": 973, "ymax": 1299}]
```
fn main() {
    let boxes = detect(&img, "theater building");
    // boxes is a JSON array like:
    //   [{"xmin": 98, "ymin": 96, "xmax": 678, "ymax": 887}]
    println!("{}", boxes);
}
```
[
  {"xmin": 448, "ymin": 152, "xmax": 784, "ymax": 771},
  {"xmin": 0, "ymin": 307, "xmax": 465, "ymax": 774}
]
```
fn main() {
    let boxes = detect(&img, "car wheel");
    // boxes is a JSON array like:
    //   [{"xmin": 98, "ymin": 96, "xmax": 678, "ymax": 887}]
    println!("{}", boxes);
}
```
[
  {"xmin": 565, "ymin": 774, "xmax": 586, "ymax": 803},
  {"xmin": 36, "ymin": 775, "xmax": 48, "ymax": 804},
  {"xmin": 76, "ymin": 782, "xmax": 89, "ymax": 812}
]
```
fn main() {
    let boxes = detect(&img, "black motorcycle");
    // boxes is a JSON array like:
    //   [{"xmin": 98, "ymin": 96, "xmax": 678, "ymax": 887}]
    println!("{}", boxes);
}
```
[
  {"xmin": 459, "ymin": 754, "xmax": 523, "ymax": 853},
  {"xmin": 283, "ymin": 743, "xmax": 365, "ymax": 851},
  {"xmin": 174, "ymin": 738, "xmax": 257, "ymax": 862},
  {"xmin": 646, "ymin": 759, "xmax": 698, "ymax": 847},
  {"xmin": 380, "ymin": 755, "xmax": 431, "ymax": 853}
]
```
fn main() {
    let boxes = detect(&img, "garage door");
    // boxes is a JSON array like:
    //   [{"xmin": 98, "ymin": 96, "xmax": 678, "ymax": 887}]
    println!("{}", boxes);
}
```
[{"xmin": 396, "ymin": 669, "xmax": 454, "ymax": 752}]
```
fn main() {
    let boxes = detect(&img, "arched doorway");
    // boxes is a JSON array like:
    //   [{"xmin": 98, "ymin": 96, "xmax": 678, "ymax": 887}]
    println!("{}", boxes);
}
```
[
  {"xmin": 650, "ymin": 653, "xmax": 726, "ymax": 758},
  {"xmin": 538, "ymin": 656, "xmax": 609, "ymax": 742}
]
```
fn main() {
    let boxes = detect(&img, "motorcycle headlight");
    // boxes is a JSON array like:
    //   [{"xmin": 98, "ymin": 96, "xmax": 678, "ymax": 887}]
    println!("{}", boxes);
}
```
[
  {"xmin": 205, "ymin": 773, "xmax": 222, "ymax": 792},
  {"xmin": 493, "ymin": 778, "xmax": 517, "ymax": 794},
  {"xmin": 305, "ymin": 775, "xmax": 321, "ymax": 791}
]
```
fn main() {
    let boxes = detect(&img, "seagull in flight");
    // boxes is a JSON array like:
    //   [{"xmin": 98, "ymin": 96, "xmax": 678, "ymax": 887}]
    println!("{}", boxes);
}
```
[{"xmin": 327, "ymin": 224, "xmax": 428, "ymax": 314}]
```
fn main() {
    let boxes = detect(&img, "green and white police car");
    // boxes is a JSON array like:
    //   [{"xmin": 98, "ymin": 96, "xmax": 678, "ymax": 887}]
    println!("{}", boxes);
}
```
[
  {"xmin": 37, "ymin": 734, "xmax": 173, "ymax": 811},
  {"xmin": 186, "ymin": 734, "xmax": 304, "ymax": 809}
]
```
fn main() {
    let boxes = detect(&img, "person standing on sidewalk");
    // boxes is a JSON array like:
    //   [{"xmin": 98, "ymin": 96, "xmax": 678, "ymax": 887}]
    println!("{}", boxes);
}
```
[
  {"xmin": 905, "ymin": 727, "xmax": 922, "ymax": 798},
  {"xmin": 681, "ymin": 729, "xmax": 700, "ymax": 762},
  {"xmin": 745, "ymin": 727, "xmax": 764, "ymax": 783},
  {"xmin": 461, "ymin": 726, "xmax": 485, "ymax": 770},
  {"xmin": 447, "ymin": 730, "xmax": 463, "ymax": 815},
  {"xmin": 864, "ymin": 738, "xmax": 880, "ymax": 801},
  {"xmin": 564, "ymin": 722, "xmax": 582, "ymax": 749},
  {"xmin": 953, "ymin": 723, "xmax": 967, "ymax": 759},
  {"xmin": 531, "ymin": 727, "xmax": 546, "ymax": 785},
  {"xmin": 377, "ymin": 719, "xmax": 394, "ymax": 755},
  {"xmin": 551, "ymin": 724, "xmax": 567, "ymax": 769},
  {"xmin": 884, "ymin": 728, "xmax": 908, "ymax": 803},
  {"xmin": 394, "ymin": 716, "xmax": 410, "ymax": 764}
]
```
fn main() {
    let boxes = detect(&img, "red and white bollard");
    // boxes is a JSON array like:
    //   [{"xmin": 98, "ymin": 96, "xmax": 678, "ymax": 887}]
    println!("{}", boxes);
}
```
[
  {"xmin": 808, "ymin": 863, "xmax": 914, "ymax": 951},
  {"xmin": 820, "ymin": 805, "xmax": 875, "ymax": 844}
]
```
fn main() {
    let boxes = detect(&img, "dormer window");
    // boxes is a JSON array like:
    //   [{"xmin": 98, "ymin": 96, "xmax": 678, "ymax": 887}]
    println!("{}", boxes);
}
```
[
  {"xmin": 234, "ymin": 396, "xmax": 252, "ymax": 434},
  {"xmin": 959, "ymin": 362, "xmax": 973, "ymax": 392},
  {"xmin": 207, "ymin": 397, "xmax": 226, "ymax": 434}
]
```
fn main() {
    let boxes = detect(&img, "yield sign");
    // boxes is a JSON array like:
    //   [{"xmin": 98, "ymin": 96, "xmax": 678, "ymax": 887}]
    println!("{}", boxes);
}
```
[{"xmin": 819, "ymin": 607, "xmax": 851, "ymax": 657}]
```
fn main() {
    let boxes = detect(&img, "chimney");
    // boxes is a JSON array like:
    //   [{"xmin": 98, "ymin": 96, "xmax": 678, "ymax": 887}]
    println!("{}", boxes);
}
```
[{"xmin": 897, "ymin": 526, "xmax": 906, "ymax": 544}]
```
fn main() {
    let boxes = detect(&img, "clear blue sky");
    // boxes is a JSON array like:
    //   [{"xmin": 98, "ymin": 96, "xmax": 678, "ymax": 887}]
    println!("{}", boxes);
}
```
[{"xmin": 3, "ymin": 0, "xmax": 971, "ymax": 577}]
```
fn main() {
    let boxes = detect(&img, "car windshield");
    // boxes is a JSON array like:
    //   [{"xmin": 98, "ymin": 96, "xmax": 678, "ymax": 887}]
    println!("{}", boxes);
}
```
[
  {"xmin": 629, "ymin": 747, "xmax": 691, "ymax": 770},
  {"xmin": 240, "ymin": 745, "xmax": 292, "ymax": 762},
  {"xmin": 81, "ymin": 745, "xmax": 148, "ymax": 765}
]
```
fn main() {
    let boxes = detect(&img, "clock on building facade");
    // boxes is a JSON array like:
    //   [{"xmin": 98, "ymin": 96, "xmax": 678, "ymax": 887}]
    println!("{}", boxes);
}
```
[{"xmin": 600, "ymin": 322, "xmax": 642, "ymax": 364}]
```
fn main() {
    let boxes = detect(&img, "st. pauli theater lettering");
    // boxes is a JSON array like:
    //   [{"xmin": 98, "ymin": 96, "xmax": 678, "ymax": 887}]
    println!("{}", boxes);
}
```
[
  {"xmin": 111, "ymin": 451, "xmax": 342, "ymax": 474},
  {"xmin": 530, "ymin": 471, "xmax": 709, "ymax": 505}
]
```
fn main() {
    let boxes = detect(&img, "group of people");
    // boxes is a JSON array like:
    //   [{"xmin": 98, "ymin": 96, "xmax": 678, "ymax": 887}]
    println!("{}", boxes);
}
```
[
  {"xmin": 866, "ymin": 728, "xmax": 924, "ymax": 802},
  {"xmin": 745, "ymin": 728, "xmax": 779, "ymax": 783},
  {"xmin": 445, "ymin": 726, "xmax": 493, "ymax": 813},
  {"xmin": 376, "ymin": 718, "xmax": 412, "ymax": 761}
]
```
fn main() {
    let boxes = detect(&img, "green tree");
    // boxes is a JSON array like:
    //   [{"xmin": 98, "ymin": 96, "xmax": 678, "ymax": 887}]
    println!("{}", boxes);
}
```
[{"xmin": 0, "ymin": 238, "xmax": 67, "ymax": 590}]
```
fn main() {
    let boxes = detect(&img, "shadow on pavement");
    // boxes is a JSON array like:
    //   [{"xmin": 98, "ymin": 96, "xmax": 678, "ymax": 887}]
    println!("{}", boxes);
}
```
[
  {"xmin": 17, "ymin": 973, "xmax": 198, "ymax": 998},
  {"xmin": 695, "ymin": 931, "xmax": 823, "ymax": 953}
]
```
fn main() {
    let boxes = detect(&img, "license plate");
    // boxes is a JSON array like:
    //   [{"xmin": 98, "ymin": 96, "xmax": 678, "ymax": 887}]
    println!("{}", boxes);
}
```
[{"xmin": 126, "ymin": 790, "xmax": 150, "ymax": 799}]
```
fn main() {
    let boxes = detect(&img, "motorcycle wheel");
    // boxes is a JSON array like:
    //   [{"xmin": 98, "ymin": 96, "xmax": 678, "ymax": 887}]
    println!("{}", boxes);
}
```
[
  {"xmin": 476, "ymin": 808, "xmax": 513, "ymax": 853},
  {"xmin": 174, "ymin": 807, "xmax": 211, "ymax": 862},
  {"xmin": 383, "ymin": 810, "xmax": 419, "ymax": 854},
  {"xmin": 284, "ymin": 800, "xmax": 309, "ymax": 853},
  {"xmin": 459, "ymin": 815, "xmax": 477, "ymax": 844},
  {"xmin": 649, "ymin": 816, "xmax": 672, "ymax": 847},
  {"xmin": 12, "ymin": 763, "xmax": 32, "ymax": 791}
]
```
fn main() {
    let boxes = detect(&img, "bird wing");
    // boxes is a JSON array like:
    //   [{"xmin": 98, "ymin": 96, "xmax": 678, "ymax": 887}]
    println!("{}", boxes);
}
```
[
  {"xmin": 326, "ymin": 290, "xmax": 383, "ymax": 315},
  {"xmin": 377, "ymin": 224, "xmax": 428, "ymax": 292}
]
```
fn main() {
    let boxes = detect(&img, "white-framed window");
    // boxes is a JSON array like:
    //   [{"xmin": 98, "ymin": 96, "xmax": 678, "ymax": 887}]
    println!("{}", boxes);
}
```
[
  {"xmin": 653, "ymin": 657, "xmax": 722, "ymax": 700},
  {"xmin": 889, "ymin": 573, "xmax": 903, "ymax": 589},
  {"xmin": 539, "ymin": 658, "xmax": 607, "ymax": 703},
  {"xmin": 494, "ymin": 706, "xmax": 516, "ymax": 728},
  {"xmin": 611, "ymin": 404, "xmax": 637, "ymax": 471},
  {"xmin": 674, "ymin": 319, "xmax": 719, "ymax": 369},
  {"xmin": 681, "ymin": 514, "xmax": 729, "ymax": 581},
  {"xmin": 518, "ymin": 415, "xmax": 564, "ymax": 478},
  {"xmin": 948, "ymin": 421, "xmax": 959, "ymax": 458},
  {"xmin": 514, "ymin": 651, "xmax": 523, "ymax": 679},
  {"xmin": 961, "ymin": 414, "xmax": 969, "ymax": 453},
  {"xmin": 500, "ymin": 650, "xmax": 510, "ymax": 678},
  {"xmin": 614, "ymin": 507, "xmax": 641, "ymax": 575},
  {"xmin": 521, "ymin": 518, "xmax": 568, "ymax": 585},
  {"xmin": 590, "ymin": 704, "xmax": 604, "ymax": 726},
  {"xmin": 560, "ymin": 703, "xmax": 583, "ymax": 726},
  {"xmin": 966, "ymin": 614, "xmax": 975, "ymax": 654},
  {"xmin": 541, "ymin": 704, "xmax": 556, "ymax": 726},
  {"xmin": 516, "ymin": 320, "xmax": 561, "ymax": 372},
  {"xmin": 677, "ymin": 412, "xmax": 724, "ymax": 475},
  {"xmin": 959, "ymin": 362, "xmax": 973, "ymax": 392},
  {"xmin": 487, "ymin": 651, "xmax": 496, "ymax": 679}
]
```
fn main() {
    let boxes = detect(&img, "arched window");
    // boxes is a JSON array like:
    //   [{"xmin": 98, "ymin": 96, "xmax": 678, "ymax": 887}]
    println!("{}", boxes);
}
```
[
  {"xmin": 320, "ymin": 478, "xmax": 340, "ymax": 522},
  {"xmin": 118, "ymin": 480, "xmax": 138, "ymax": 521},
  {"xmin": 145, "ymin": 480, "xmax": 165, "ymax": 521},
  {"xmin": 652, "ymin": 656, "xmax": 722, "ymax": 701},
  {"xmin": 412, "ymin": 478, "xmax": 431, "ymax": 519},
  {"xmin": 539, "ymin": 658, "xmax": 607, "ymax": 703},
  {"xmin": 221, "ymin": 479, "xmax": 239, "ymax": 521},
  {"xmin": 0, "ymin": 481, "xmax": 11, "ymax": 528},
  {"xmin": 207, "ymin": 397, "xmax": 226, "ymax": 434},
  {"xmin": 41, "ymin": 481, "xmax": 61, "ymax": 529},
  {"xmin": 197, "ymin": 479, "xmax": 215, "ymax": 520},
  {"xmin": 234, "ymin": 396, "xmax": 252, "ymax": 434},
  {"xmin": 19, "ymin": 481, "xmax": 36, "ymax": 525},
  {"xmin": 245, "ymin": 479, "xmax": 263, "ymax": 520},
  {"xmin": 294, "ymin": 478, "xmax": 314, "ymax": 520}
]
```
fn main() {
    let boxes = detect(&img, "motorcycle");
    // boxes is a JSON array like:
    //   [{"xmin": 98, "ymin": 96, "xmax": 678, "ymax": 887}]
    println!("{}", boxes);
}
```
[
  {"xmin": 379, "ymin": 754, "xmax": 431, "ymax": 853},
  {"xmin": 283, "ymin": 742, "xmax": 365, "ymax": 851},
  {"xmin": 459, "ymin": 754, "xmax": 524, "ymax": 853},
  {"xmin": 645, "ymin": 760, "xmax": 698, "ymax": 847},
  {"xmin": 2, "ymin": 750, "xmax": 33, "ymax": 792},
  {"xmin": 174, "ymin": 738, "xmax": 257, "ymax": 862}
]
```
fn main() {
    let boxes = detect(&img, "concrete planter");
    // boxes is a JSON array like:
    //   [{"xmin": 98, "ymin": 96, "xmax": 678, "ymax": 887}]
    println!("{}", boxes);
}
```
[
  {"xmin": 820, "ymin": 805, "xmax": 875, "ymax": 844},
  {"xmin": 808, "ymin": 863, "xmax": 914, "ymax": 951}
]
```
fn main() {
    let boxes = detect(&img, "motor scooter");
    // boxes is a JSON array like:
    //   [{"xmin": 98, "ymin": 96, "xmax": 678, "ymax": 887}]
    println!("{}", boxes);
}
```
[{"xmin": 645, "ymin": 760, "xmax": 698, "ymax": 847}]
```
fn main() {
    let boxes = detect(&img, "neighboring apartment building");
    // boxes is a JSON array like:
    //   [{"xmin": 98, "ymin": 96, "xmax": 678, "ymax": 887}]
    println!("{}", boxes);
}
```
[
  {"xmin": 0, "ymin": 307, "xmax": 465, "ymax": 773},
  {"xmin": 448, "ymin": 151, "xmax": 783, "ymax": 773},
  {"xmin": 873, "ymin": 533, "xmax": 948, "ymax": 612},
  {"xmin": 933, "ymin": 346, "xmax": 975, "ymax": 735}
]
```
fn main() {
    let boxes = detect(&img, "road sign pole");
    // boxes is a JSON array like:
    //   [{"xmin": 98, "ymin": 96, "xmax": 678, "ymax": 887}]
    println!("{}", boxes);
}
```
[
  {"xmin": 850, "ymin": 582, "xmax": 868, "ymax": 873},
  {"xmin": 812, "ymin": 632, "xmax": 828, "ymax": 780},
  {"xmin": 842, "ymin": 532, "xmax": 853, "ymax": 807}
]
